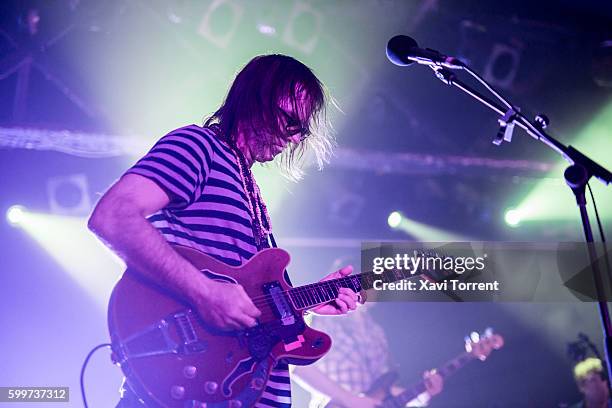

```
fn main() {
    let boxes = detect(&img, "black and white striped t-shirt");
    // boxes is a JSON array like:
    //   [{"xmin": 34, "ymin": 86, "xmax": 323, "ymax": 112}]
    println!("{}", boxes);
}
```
[{"xmin": 127, "ymin": 124, "xmax": 292, "ymax": 407}]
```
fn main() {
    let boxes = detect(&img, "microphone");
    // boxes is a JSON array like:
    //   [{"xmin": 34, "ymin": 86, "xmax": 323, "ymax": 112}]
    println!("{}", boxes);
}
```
[{"xmin": 386, "ymin": 35, "xmax": 464, "ymax": 69}]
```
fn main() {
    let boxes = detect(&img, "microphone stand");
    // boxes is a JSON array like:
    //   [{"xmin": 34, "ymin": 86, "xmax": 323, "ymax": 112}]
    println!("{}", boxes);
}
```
[{"xmin": 426, "ymin": 64, "xmax": 612, "ymax": 376}]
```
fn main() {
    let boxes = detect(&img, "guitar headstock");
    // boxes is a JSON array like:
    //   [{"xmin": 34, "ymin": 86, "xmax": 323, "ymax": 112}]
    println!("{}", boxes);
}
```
[{"xmin": 464, "ymin": 328, "xmax": 504, "ymax": 361}]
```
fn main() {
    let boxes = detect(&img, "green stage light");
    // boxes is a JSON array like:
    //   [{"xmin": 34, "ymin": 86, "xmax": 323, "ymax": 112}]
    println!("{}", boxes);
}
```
[
  {"xmin": 388, "ymin": 211, "xmax": 403, "ymax": 228},
  {"xmin": 505, "ymin": 208, "xmax": 522, "ymax": 227},
  {"xmin": 515, "ymin": 102, "xmax": 612, "ymax": 224},
  {"xmin": 388, "ymin": 211, "xmax": 472, "ymax": 241}
]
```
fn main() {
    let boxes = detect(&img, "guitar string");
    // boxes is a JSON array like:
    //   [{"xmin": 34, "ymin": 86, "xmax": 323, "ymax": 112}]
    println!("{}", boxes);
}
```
[
  {"xmin": 247, "ymin": 269, "xmax": 417, "ymax": 307},
  {"xmin": 248, "ymin": 278, "xmax": 361, "ymax": 308},
  {"xmin": 198, "ymin": 249, "xmax": 442, "ymax": 308},
  {"xmin": 187, "ymin": 272, "xmax": 422, "ymax": 324},
  {"xmin": 246, "ymin": 270, "xmax": 417, "ymax": 309},
  {"xmin": 216, "ymin": 249, "xmax": 439, "ymax": 305},
  {"xmin": 246, "ymin": 272, "xmax": 380, "ymax": 305}
]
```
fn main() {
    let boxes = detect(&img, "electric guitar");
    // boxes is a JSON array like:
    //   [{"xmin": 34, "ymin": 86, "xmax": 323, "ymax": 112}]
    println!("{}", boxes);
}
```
[
  {"xmin": 108, "ymin": 244, "xmax": 425, "ymax": 407},
  {"xmin": 324, "ymin": 329, "xmax": 504, "ymax": 408}
]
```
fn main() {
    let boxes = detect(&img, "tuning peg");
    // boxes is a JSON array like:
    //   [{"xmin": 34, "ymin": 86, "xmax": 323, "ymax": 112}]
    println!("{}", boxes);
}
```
[
  {"xmin": 484, "ymin": 327, "xmax": 493, "ymax": 337},
  {"xmin": 470, "ymin": 331, "xmax": 480, "ymax": 343}
]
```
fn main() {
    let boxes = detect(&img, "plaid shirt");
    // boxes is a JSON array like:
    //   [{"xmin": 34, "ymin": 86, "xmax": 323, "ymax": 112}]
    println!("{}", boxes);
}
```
[
  {"xmin": 310, "ymin": 308, "xmax": 391, "ymax": 395},
  {"xmin": 307, "ymin": 308, "xmax": 431, "ymax": 407}
]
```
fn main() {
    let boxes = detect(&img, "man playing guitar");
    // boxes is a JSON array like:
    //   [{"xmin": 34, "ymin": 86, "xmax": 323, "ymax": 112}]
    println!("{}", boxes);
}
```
[{"xmin": 88, "ymin": 54, "xmax": 361, "ymax": 407}]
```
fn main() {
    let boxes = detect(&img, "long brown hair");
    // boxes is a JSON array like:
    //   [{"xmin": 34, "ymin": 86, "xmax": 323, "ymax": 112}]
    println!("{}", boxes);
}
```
[{"xmin": 205, "ymin": 54, "xmax": 335, "ymax": 180}]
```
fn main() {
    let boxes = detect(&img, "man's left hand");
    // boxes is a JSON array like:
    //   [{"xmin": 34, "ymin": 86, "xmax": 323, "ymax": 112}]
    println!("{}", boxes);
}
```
[
  {"xmin": 423, "ymin": 369, "xmax": 443, "ymax": 396},
  {"xmin": 312, "ymin": 265, "xmax": 360, "ymax": 315}
]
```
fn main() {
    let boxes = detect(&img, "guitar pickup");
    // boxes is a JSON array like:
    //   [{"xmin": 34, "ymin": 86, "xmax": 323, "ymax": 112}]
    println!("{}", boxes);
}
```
[{"xmin": 263, "ymin": 281, "xmax": 295, "ymax": 326}]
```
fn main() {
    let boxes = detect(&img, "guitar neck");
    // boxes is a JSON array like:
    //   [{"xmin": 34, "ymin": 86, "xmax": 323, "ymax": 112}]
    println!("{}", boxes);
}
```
[
  {"xmin": 391, "ymin": 352, "xmax": 475, "ymax": 406},
  {"xmin": 288, "ymin": 269, "xmax": 412, "ymax": 310}
]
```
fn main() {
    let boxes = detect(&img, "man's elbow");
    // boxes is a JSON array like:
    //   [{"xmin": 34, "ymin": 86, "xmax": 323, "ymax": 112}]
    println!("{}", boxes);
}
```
[
  {"xmin": 88, "ymin": 201, "xmax": 112, "ymax": 238},
  {"xmin": 88, "ymin": 197, "xmax": 133, "ymax": 239}
]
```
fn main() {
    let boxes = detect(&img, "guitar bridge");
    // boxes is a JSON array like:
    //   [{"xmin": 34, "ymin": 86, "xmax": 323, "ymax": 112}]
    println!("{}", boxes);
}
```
[
  {"xmin": 114, "ymin": 319, "xmax": 179, "ymax": 363},
  {"xmin": 114, "ymin": 310, "xmax": 207, "ymax": 364},
  {"xmin": 174, "ymin": 310, "xmax": 208, "ymax": 354}
]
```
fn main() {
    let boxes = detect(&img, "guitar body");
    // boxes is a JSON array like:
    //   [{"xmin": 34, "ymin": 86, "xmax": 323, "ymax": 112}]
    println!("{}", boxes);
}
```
[{"xmin": 108, "ymin": 245, "xmax": 332, "ymax": 408}]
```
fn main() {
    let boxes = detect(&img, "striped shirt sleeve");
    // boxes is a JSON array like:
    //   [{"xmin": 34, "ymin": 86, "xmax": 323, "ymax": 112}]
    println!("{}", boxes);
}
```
[{"xmin": 127, "ymin": 125, "xmax": 215, "ymax": 209}]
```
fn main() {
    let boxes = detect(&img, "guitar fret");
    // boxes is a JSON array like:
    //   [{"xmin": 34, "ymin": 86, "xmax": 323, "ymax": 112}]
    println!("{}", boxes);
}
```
[
  {"xmin": 323, "ymin": 282, "xmax": 335, "ymax": 299},
  {"xmin": 320, "ymin": 285, "xmax": 328, "ymax": 302},
  {"xmin": 299, "ymin": 289, "xmax": 307, "ymax": 308},
  {"xmin": 352, "ymin": 276, "xmax": 362, "ymax": 292},
  {"xmin": 321, "ymin": 284, "xmax": 331, "ymax": 302},
  {"xmin": 307, "ymin": 285, "xmax": 316, "ymax": 304},
  {"xmin": 302, "ymin": 288, "xmax": 310, "ymax": 306},
  {"xmin": 290, "ymin": 267, "xmax": 414, "ymax": 310},
  {"xmin": 314, "ymin": 286, "xmax": 324, "ymax": 303},
  {"xmin": 299, "ymin": 290, "xmax": 307, "ymax": 308},
  {"xmin": 346, "ymin": 277, "xmax": 356, "ymax": 292},
  {"xmin": 330, "ymin": 281, "xmax": 340, "ymax": 300},
  {"xmin": 293, "ymin": 290, "xmax": 304, "ymax": 309}
]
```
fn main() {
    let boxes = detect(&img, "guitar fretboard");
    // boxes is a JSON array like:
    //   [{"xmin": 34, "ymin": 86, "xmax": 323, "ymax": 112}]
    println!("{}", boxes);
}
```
[
  {"xmin": 394, "ymin": 352, "xmax": 474, "ymax": 406},
  {"xmin": 288, "ymin": 268, "xmax": 416, "ymax": 310}
]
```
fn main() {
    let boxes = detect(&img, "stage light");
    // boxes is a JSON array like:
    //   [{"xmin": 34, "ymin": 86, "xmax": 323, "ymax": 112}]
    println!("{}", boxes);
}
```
[
  {"xmin": 47, "ymin": 173, "xmax": 91, "ymax": 215},
  {"xmin": 282, "ymin": 1, "xmax": 322, "ymax": 54},
  {"xmin": 483, "ymin": 42, "xmax": 522, "ymax": 90},
  {"xmin": 257, "ymin": 23, "xmax": 276, "ymax": 36},
  {"xmin": 16, "ymin": 212, "xmax": 124, "ymax": 308},
  {"xmin": 390, "ymin": 212, "xmax": 472, "ymax": 241},
  {"xmin": 197, "ymin": 0, "xmax": 244, "ymax": 48},
  {"xmin": 514, "ymin": 101, "xmax": 612, "ymax": 228},
  {"xmin": 505, "ymin": 208, "xmax": 522, "ymax": 227},
  {"xmin": 388, "ymin": 211, "xmax": 403, "ymax": 228},
  {"xmin": 6, "ymin": 205, "xmax": 26, "ymax": 226}
]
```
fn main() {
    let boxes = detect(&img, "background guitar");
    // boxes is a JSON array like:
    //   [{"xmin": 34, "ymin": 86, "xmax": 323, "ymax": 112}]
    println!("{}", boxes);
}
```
[{"xmin": 324, "ymin": 328, "xmax": 504, "ymax": 408}]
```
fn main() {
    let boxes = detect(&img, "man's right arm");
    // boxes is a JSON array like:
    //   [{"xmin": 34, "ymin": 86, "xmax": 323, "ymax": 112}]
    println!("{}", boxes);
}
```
[{"xmin": 88, "ymin": 173, "xmax": 260, "ymax": 330}]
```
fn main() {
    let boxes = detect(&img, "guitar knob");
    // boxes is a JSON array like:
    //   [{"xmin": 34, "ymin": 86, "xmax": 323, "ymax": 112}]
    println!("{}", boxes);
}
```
[
  {"xmin": 228, "ymin": 400, "xmax": 242, "ymax": 408},
  {"xmin": 204, "ymin": 381, "xmax": 218, "ymax": 395},
  {"xmin": 170, "ymin": 385, "xmax": 185, "ymax": 400},
  {"xmin": 183, "ymin": 365, "xmax": 197, "ymax": 379},
  {"xmin": 312, "ymin": 337, "xmax": 323, "ymax": 349}
]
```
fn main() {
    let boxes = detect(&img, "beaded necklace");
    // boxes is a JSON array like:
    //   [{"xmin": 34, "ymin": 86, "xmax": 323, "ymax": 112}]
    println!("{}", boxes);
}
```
[{"xmin": 228, "ymin": 139, "xmax": 272, "ymax": 249}]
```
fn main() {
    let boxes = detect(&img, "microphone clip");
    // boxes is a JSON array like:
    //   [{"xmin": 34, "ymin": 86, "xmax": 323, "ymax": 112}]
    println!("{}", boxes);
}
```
[
  {"xmin": 493, "ymin": 108, "xmax": 518, "ymax": 146},
  {"xmin": 429, "ymin": 66, "xmax": 456, "ymax": 85}
]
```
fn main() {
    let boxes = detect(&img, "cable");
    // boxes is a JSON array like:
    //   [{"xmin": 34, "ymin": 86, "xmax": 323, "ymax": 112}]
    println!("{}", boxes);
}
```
[
  {"xmin": 463, "ymin": 66, "xmax": 514, "ymax": 111},
  {"xmin": 588, "ymin": 183, "xmax": 607, "ymax": 243},
  {"xmin": 80, "ymin": 343, "xmax": 112, "ymax": 408},
  {"xmin": 587, "ymin": 183, "xmax": 612, "ymax": 293}
]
